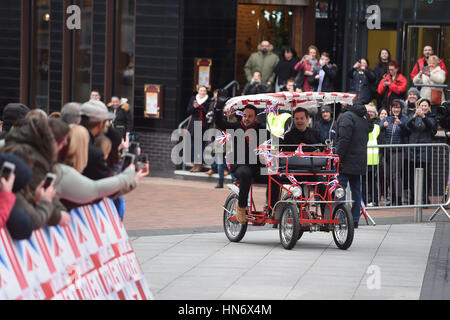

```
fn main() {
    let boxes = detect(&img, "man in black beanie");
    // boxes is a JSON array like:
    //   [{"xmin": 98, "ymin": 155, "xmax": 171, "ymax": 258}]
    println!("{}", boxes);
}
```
[{"xmin": 0, "ymin": 103, "xmax": 30, "ymax": 139}]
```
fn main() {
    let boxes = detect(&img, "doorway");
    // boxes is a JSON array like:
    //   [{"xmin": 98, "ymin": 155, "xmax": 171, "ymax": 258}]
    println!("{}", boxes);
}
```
[
  {"xmin": 367, "ymin": 29, "xmax": 397, "ymax": 73},
  {"xmin": 406, "ymin": 25, "xmax": 449, "ymax": 83},
  {"xmin": 234, "ymin": 4, "xmax": 297, "ymax": 92}
]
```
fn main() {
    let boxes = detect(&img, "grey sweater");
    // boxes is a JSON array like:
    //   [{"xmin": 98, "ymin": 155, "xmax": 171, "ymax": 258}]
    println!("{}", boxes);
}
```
[{"xmin": 54, "ymin": 164, "xmax": 136, "ymax": 204}]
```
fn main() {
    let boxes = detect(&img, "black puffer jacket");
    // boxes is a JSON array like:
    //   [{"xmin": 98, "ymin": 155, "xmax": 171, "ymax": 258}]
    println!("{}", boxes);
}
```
[
  {"xmin": 348, "ymin": 68, "xmax": 376, "ymax": 104},
  {"xmin": 407, "ymin": 112, "xmax": 437, "ymax": 163},
  {"xmin": 335, "ymin": 104, "xmax": 369, "ymax": 175}
]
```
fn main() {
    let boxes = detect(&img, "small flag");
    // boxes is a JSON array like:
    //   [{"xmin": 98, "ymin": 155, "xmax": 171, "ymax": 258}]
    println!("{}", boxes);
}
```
[
  {"xmin": 216, "ymin": 131, "xmax": 231, "ymax": 145},
  {"xmin": 266, "ymin": 105, "xmax": 279, "ymax": 116}
]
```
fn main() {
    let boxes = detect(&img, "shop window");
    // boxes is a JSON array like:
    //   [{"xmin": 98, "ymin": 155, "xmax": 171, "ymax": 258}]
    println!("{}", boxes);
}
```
[
  {"xmin": 114, "ymin": 0, "xmax": 136, "ymax": 106},
  {"xmin": 30, "ymin": 0, "xmax": 50, "ymax": 111},
  {"xmin": 72, "ymin": 0, "xmax": 93, "ymax": 103}
]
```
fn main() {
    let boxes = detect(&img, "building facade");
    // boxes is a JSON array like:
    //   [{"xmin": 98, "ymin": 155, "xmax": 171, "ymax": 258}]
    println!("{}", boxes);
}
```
[{"xmin": 0, "ymin": 0, "xmax": 448, "ymax": 173}]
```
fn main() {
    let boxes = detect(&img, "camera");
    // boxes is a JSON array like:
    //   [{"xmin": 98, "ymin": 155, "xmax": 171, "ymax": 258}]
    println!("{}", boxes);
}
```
[
  {"xmin": 206, "ymin": 111, "xmax": 214, "ymax": 125},
  {"xmin": 437, "ymin": 100, "xmax": 450, "ymax": 131}
]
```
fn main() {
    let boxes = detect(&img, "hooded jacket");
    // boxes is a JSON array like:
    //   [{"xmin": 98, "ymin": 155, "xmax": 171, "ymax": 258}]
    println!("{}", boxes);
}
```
[
  {"xmin": 5, "ymin": 124, "xmax": 66, "ymax": 225},
  {"xmin": 348, "ymin": 67, "xmax": 376, "ymax": 104},
  {"xmin": 335, "ymin": 104, "xmax": 369, "ymax": 175},
  {"xmin": 0, "ymin": 153, "xmax": 34, "ymax": 240},
  {"xmin": 0, "ymin": 103, "xmax": 30, "ymax": 139},
  {"xmin": 379, "ymin": 100, "xmax": 410, "ymax": 145}
]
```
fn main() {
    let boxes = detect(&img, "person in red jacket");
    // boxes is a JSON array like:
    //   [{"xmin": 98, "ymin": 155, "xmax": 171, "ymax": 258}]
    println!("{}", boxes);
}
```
[
  {"xmin": 377, "ymin": 61, "xmax": 407, "ymax": 110},
  {"xmin": 410, "ymin": 45, "xmax": 448, "ymax": 81},
  {"xmin": 0, "ymin": 171, "xmax": 16, "ymax": 228}
]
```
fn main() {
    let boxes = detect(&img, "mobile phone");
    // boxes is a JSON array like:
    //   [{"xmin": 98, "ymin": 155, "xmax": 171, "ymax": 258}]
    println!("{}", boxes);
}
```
[
  {"xmin": 43, "ymin": 173, "xmax": 56, "ymax": 189},
  {"xmin": 391, "ymin": 117, "xmax": 396, "ymax": 124},
  {"xmin": 121, "ymin": 153, "xmax": 135, "ymax": 172},
  {"xmin": 422, "ymin": 66, "xmax": 430, "ymax": 73},
  {"xmin": 0, "ymin": 162, "xmax": 15, "ymax": 180}
]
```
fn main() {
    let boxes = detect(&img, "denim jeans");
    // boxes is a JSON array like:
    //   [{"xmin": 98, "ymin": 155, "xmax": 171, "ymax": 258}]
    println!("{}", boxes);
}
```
[{"xmin": 338, "ymin": 174, "xmax": 362, "ymax": 223}]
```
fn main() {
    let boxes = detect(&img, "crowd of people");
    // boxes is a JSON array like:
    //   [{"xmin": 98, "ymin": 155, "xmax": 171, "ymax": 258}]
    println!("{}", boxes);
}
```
[
  {"xmin": 0, "ymin": 91, "xmax": 149, "ymax": 240},
  {"xmin": 186, "ymin": 40, "xmax": 449, "ymax": 224}
]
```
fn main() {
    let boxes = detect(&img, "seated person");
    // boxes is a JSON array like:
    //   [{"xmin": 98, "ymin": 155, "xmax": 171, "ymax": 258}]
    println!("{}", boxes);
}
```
[
  {"xmin": 280, "ymin": 107, "xmax": 324, "ymax": 153},
  {"xmin": 242, "ymin": 72, "xmax": 268, "ymax": 96},
  {"xmin": 215, "ymin": 104, "xmax": 279, "ymax": 223}
]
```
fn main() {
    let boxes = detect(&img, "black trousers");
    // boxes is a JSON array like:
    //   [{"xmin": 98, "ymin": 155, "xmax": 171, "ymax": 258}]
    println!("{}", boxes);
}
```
[{"xmin": 233, "ymin": 165, "xmax": 280, "ymax": 209}]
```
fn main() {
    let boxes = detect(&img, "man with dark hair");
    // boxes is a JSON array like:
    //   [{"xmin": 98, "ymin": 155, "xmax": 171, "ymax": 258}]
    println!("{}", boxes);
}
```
[
  {"xmin": 80, "ymin": 100, "xmax": 115, "ymax": 180},
  {"xmin": 280, "ymin": 107, "xmax": 323, "ymax": 152},
  {"xmin": 308, "ymin": 52, "xmax": 337, "ymax": 92},
  {"xmin": 215, "ymin": 104, "xmax": 279, "ymax": 224}
]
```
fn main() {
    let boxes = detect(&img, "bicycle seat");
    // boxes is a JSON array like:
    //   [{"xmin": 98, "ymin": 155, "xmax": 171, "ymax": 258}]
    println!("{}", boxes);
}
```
[{"xmin": 279, "ymin": 156, "xmax": 329, "ymax": 173}]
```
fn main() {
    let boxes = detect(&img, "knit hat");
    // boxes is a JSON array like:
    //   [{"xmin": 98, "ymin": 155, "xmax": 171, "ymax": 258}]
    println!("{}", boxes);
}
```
[
  {"xmin": 1, "ymin": 103, "xmax": 30, "ymax": 132},
  {"xmin": 321, "ymin": 105, "xmax": 332, "ymax": 113},
  {"xmin": 408, "ymin": 87, "xmax": 421, "ymax": 99}
]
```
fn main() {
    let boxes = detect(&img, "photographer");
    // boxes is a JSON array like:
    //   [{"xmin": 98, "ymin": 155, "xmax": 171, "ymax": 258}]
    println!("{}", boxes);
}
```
[
  {"xmin": 348, "ymin": 58, "xmax": 376, "ymax": 104},
  {"xmin": 308, "ymin": 52, "xmax": 337, "ymax": 92},
  {"xmin": 376, "ymin": 61, "xmax": 407, "ymax": 110},
  {"xmin": 242, "ymin": 72, "xmax": 268, "ymax": 95}
]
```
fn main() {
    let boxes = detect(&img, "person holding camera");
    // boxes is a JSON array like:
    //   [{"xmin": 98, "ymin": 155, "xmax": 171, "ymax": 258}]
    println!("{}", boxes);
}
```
[
  {"xmin": 412, "ymin": 55, "xmax": 446, "ymax": 114},
  {"xmin": 379, "ymin": 99, "xmax": 410, "ymax": 205},
  {"xmin": 244, "ymin": 41, "xmax": 279, "ymax": 92},
  {"xmin": 376, "ymin": 61, "xmax": 407, "ymax": 111},
  {"xmin": 410, "ymin": 45, "xmax": 448, "ymax": 82},
  {"xmin": 242, "ymin": 72, "xmax": 268, "ymax": 95},
  {"xmin": 0, "ymin": 158, "xmax": 16, "ymax": 228},
  {"xmin": 274, "ymin": 46, "xmax": 300, "ymax": 92},
  {"xmin": 294, "ymin": 45, "xmax": 320, "ymax": 92},
  {"xmin": 407, "ymin": 98, "xmax": 437, "ymax": 205},
  {"xmin": 348, "ymin": 58, "xmax": 376, "ymax": 104},
  {"xmin": 308, "ymin": 52, "xmax": 337, "ymax": 93}
]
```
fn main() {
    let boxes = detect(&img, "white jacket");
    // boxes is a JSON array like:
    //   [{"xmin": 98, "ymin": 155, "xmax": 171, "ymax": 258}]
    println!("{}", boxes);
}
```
[{"xmin": 413, "ymin": 66, "xmax": 446, "ymax": 104}]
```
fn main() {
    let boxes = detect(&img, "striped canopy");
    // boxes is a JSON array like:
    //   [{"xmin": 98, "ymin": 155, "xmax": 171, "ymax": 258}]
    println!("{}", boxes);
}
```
[{"xmin": 224, "ymin": 91, "xmax": 357, "ymax": 113}]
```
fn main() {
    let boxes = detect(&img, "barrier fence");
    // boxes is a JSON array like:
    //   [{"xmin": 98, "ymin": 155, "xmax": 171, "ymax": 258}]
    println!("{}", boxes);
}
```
[
  {"xmin": 0, "ymin": 198, "xmax": 153, "ymax": 300},
  {"xmin": 362, "ymin": 143, "xmax": 450, "ymax": 221}
]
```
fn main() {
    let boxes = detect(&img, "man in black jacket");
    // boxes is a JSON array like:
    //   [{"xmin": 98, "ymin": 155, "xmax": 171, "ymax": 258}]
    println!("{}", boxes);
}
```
[
  {"xmin": 335, "ymin": 103, "xmax": 369, "ymax": 228},
  {"xmin": 309, "ymin": 52, "xmax": 337, "ymax": 92},
  {"xmin": 215, "ymin": 104, "xmax": 279, "ymax": 223}
]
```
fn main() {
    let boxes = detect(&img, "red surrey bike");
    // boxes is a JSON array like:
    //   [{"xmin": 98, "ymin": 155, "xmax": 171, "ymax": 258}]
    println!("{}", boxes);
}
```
[{"xmin": 221, "ymin": 91, "xmax": 358, "ymax": 250}]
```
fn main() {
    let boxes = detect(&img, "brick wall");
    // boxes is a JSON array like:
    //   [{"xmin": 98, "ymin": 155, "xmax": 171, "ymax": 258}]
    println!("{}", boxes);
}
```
[{"xmin": 135, "ymin": 131, "xmax": 177, "ymax": 174}]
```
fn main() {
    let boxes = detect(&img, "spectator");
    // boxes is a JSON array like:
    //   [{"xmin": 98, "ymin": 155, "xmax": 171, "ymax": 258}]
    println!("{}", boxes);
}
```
[
  {"xmin": 377, "ymin": 107, "xmax": 388, "ymax": 202},
  {"xmin": 80, "ymin": 100, "xmax": 115, "ymax": 180},
  {"xmin": 405, "ymin": 87, "xmax": 421, "ymax": 118},
  {"xmin": 0, "ymin": 103, "xmax": 30, "ymax": 139},
  {"xmin": 0, "ymin": 153, "xmax": 33, "ymax": 239},
  {"xmin": 376, "ymin": 61, "xmax": 407, "ymax": 110},
  {"xmin": 309, "ymin": 52, "xmax": 337, "ymax": 92},
  {"xmin": 313, "ymin": 105, "xmax": 336, "ymax": 143},
  {"xmin": 407, "ymin": 98, "xmax": 437, "ymax": 205},
  {"xmin": 95, "ymin": 134, "xmax": 112, "ymax": 161},
  {"xmin": 4, "ymin": 114, "xmax": 70, "ymax": 227},
  {"xmin": 108, "ymin": 97, "xmax": 132, "ymax": 139},
  {"xmin": 379, "ymin": 99, "xmax": 410, "ymax": 205},
  {"xmin": 279, "ymin": 77, "xmax": 300, "ymax": 93},
  {"xmin": 55, "ymin": 125, "xmax": 146, "ymax": 210},
  {"xmin": 90, "ymin": 90, "xmax": 102, "ymax": 102},
  {"xmin": 186, "ymin": 85, "xmax": 210, "ymax": 172},
  {"xmin": 242, "ymin": 71, "xmax": 268, "ymax": 95},
  {"xmin": 0, "ymin": 159, "xmax": 15, "ymax": 228},
  {"xmin": 410, "ymin": 45, "xmax": 448, "ymax": 82},
  {"xmin": 294, "ymin": 45, "xmax": 320, "ymax": 92},
  {"xmin": 49, "ymin": 112, "xmax": 62, "ymax": 119},
  {"xmin": 348, "ymin": 58, "xmax": 376, "ymax": 104},
  {"xmin": 274, "ymin": 46, "xmax": 300, "ymax": 92},
  {"xmin": 335, "ymin": 103, "xmax": 369, "ymax": 228},
  {"xmin": 244, "ymin": 40, "xmax": 279, "ymax": 92},
  {"xmin": 374, "ymin": 49, "xmax": 392, "ymax": 108},
  {"xmin": 362, "ymin": 104, "xmax": 381, "ymax": 206},
  {"xmin": 412, "ymin": 55, "xmax": 446, "ymax": 114},
  {"xmin": 1, "ymin": 143, "xmax": 57, "ymax": 230},
  {"xmin": 61, "ymin": 102, "xmax": 82, "ymax": 125}
]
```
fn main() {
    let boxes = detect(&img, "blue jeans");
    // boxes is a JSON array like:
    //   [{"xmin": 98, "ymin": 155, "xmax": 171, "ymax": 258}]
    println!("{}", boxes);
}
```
[
  {"xmin": 338, "ymin": 174, "xmax": 362, "ymax": 223},
  {"xmin": 113, "ymin": 196, "xmax": 126, "ymax": 221}
]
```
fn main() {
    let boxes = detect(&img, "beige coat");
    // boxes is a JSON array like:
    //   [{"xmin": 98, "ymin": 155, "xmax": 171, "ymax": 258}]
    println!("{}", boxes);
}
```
[{"xmin": 413, "ymin": 66, "xmax": 446, "ymax": 104}]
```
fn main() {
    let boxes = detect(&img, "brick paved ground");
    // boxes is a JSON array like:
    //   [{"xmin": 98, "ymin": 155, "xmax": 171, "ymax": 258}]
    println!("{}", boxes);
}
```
[{"xmin": 123, "ymin": 177, "xmax": 440, "ymax": 232}]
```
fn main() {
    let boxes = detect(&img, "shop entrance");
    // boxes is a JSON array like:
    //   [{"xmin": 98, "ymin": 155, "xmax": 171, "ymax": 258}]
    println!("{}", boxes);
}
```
[
  {"xmin": 406, "ymin": 25, "xmax": 450, "ymax": 83},
  {"xmin": 234, "ymin": 4, "xmax": 299, "ymax": 92}
]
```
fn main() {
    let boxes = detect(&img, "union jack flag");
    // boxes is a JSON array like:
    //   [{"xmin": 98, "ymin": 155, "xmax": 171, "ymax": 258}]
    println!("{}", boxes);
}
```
[
  {"xmin": 328, "ymin": 178, "xmax": 339, "ymax": 193},
  {"xmin": 361, "ymin": 199, "xmax": 368, "ymax": 218},
  {"xmin": 294, "ymin": 144, "xmax": 304, "ymax": 155},
  {"xmin": 235, "ymin": 111, "xmax": 243, "ymax": 116},
  {"xmin": 266, "ymin": 105, "xmax": 279, "ymax": 116},
  {"xmin": 287, "ymin": 175, "xmax": 298, "ymax": 186},
  {"xmin": 216, "ymin": 131, "xmax": 231, "ymax": 145}
]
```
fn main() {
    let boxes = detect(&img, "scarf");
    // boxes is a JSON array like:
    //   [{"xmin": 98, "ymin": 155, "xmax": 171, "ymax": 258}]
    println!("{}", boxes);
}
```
[{"xmin": 195, "ymin": 94, "xmax": 209, "ymax": 127}]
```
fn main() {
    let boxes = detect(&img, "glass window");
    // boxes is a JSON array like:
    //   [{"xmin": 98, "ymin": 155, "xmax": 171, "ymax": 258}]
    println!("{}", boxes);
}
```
[
  {"xmin": 72, "ymin": 0, "xmax": 93, "ymax": 103},
  {"xmin": 416, "ymin": 0, "xmax": 450, "ymax": 21},
  {"xmin": 360, "ymin": 0, "xmax": 400, "ymax": 22},
  {"xmin": 30, "ymin": 0, "xmax": 50, "ymax": 111},
  {"xmin": 114, "ymin": 0, "xmax": 136, "ymax": 106}
]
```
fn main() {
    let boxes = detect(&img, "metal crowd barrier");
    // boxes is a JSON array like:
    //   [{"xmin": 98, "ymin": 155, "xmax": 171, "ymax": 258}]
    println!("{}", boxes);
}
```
[{"xmin": 362, "ymin": 143, "xmax": 450, "ymax": 221}]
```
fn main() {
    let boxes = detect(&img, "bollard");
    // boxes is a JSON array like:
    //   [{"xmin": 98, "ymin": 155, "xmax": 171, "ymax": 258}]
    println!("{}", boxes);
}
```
[{"xmin": 414, "ymin": 168, "xmax": 424, "ymax": 223}]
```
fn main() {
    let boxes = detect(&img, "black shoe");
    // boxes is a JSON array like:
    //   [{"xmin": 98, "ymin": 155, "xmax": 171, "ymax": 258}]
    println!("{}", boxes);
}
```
[
  {"xmin": 215, "ymin": 180, "xmax": 224, "ymax": 189},
  {"xmin": 354, "ymin": 222, "xmax": 358, "ymax": 229}
]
